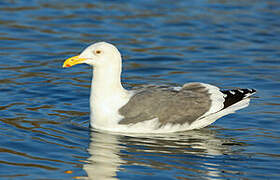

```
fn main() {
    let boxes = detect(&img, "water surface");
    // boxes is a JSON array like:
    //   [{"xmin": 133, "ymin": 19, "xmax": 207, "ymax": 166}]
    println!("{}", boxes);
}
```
[{"xmin": 0, "ymin": 0, "xmax": 280, "ymax": 179}]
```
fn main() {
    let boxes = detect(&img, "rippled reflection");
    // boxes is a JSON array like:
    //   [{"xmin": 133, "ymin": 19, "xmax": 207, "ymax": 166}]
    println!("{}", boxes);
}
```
[
  {"xmin": 84, "ymin": 131, "xmax": 124, "ymax": 180},
  {"xmin": 84, "ymin": 129, "xmax": 244, "ymax": 179}
]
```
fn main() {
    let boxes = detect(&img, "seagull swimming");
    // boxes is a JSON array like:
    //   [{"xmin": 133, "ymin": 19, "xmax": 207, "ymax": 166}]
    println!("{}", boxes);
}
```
[{"xmin": 63, "ymin": 42, "xmax": 256, "ymax": 133}]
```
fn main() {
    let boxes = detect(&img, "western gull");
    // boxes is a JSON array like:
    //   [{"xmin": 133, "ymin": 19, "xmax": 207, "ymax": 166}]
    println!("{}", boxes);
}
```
[{"xmin": 63, "ymin": 42, "xmax": 256, "ymax": 133}]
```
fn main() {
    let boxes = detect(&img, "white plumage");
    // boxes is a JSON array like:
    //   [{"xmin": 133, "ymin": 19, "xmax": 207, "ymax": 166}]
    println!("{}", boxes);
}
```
[{"xmin": 63, "ymin": 42, "xmax": 256, "ymax": 133}]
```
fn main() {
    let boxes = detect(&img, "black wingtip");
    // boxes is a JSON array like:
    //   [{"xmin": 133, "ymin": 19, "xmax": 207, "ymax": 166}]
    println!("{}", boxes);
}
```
[{"xmin": 221, "ymin": 88, "xmax": 256, "ymax": 109}]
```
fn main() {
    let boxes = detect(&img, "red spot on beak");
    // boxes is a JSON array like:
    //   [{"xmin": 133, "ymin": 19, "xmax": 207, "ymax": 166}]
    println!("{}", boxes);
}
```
[{"xmin": 66, "ymin": 64, "xmax": 71, "ymax": 67}]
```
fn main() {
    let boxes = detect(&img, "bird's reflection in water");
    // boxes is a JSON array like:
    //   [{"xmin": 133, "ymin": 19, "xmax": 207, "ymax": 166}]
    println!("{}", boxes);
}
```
[
  {"xmin": 83, "ymin": 131, "xmax": 124, "ymax": 180},
  {"xmin": 83, "ymin": 128, "xmax": 245, "ymax": 180}
]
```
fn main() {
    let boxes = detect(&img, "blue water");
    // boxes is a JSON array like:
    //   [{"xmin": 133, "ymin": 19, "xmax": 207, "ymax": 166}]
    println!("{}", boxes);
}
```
[{"xmin": 0, "ymin": 0, "xmax": 280, "ymax": 179}]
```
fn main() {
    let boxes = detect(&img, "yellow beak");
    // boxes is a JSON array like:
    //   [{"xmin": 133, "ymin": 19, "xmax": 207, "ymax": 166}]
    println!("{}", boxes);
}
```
[{"xmin": 62, "ymin": 55, "xmax": 87, "ymax": 68}]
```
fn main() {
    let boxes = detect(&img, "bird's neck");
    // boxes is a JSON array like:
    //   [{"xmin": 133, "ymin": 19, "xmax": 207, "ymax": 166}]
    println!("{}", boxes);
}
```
[
  {"xmin": 91, "ymin": 64, "xmax": 126, "ymax": 98},
  {"xmin": 90, "ymin": 64, "xmax": 130, "ymax": 128}
]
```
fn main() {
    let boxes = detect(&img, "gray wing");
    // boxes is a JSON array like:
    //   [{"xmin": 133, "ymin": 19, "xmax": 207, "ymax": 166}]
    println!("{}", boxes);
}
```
[{"xmin": 118, "ymin": 83, "xmax": 211, "ymax": 126}]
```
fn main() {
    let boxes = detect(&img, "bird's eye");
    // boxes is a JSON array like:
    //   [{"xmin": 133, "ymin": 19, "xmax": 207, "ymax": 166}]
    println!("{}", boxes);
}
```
[{"xmin": 95, "ymin": 50, "xmax": 102, "ymax": 54}]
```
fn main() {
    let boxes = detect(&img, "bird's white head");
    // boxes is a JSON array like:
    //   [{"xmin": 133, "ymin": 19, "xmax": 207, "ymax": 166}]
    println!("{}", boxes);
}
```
[{"xmin": 63, "ymin": 42, "xmax": 121, "ymax": 68}]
